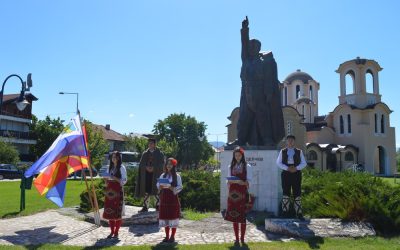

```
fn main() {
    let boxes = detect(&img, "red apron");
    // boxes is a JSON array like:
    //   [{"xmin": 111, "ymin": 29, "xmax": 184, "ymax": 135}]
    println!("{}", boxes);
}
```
[
  {"xmin": 159, "ymin": 188, "xmax": 180, "ymax": 220},
  {"xmin": 103, "ymin": 179, "xmax": 123, "ymax": 220},
  {"xmin": 225, "ymin": 164, "xmax": 248, "ymax": 223}
]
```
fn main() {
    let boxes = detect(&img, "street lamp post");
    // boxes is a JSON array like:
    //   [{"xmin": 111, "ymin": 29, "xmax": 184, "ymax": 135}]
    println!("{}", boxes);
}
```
[
  {"xmin": 0, "ymin": 73, "xmax": 32, "ymax": 116},
  {"xmin": 59, "ymin": 92, "xmax": 79, "ymax": 180},
  {"xmin": 0, "ymin": 73, "xmax": 33, "ymax": 212},
  {"xmin": 208, "ymin": 133, "xmax": 227, "ymax": 169},
  {"xmin": 59, "ymin": 92, "xmax": 79, "ymax": 114}
]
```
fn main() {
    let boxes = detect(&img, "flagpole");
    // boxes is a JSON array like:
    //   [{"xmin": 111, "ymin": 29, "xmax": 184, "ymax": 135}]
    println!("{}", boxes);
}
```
[{"xmin": 80, "ymin": 114, "xmax": 101, "ymax": 225}]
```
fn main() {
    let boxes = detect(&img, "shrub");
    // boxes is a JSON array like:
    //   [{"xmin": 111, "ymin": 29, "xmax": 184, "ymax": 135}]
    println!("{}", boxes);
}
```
[
  {"xmin": 124, "ymin": 168, "xmax": 143, "ymax": 206},
  {"xmin": 0, "ymin": 140, "xmax": 20, "ymax": 165},
  {"xmin": 80, "ymin": 168, "xmax": 143, "ymax": 212},
  {"xmin": 80, "ymin": 168, "xmax": 221, "ymax": 213},
  {"xmin": 302, "ymin": 169, "xmax": 400, "ymax": 235},
  {"xmin": 179, "ymin": 170, "xmax": 220, "ymax": 212},
  {"xmin": 79, "ymin": 180, "xmax": 105, "ymax": 213}
]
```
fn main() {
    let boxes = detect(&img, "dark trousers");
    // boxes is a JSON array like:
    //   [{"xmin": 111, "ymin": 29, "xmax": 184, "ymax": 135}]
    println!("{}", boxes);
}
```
[
  {"xmin": 281, "ymin": 170, "xmax": 302, "ymax": 197},
  {"xmin": 145, "ymin": 171, "xmax": 154, "ymax": 193}
]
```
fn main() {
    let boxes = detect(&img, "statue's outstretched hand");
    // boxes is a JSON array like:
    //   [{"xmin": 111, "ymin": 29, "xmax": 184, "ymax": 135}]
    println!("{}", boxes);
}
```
[{"xmin": 242, "ymin": 16, "xmax": 249, "ymax": 28}]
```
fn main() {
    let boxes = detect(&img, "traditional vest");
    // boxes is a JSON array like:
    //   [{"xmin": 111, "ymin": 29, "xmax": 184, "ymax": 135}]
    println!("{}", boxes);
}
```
[
  {"xmin": 282, "ymin": 148, "xmax": 301, "ymax": 166},
  {"xmin": 231, "ymin": 163, "xmax": 247, "ymax": 182}
]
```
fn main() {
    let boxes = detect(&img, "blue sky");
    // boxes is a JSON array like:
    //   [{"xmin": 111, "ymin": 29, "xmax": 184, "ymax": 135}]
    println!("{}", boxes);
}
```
[{"xmin": 1, "ymin": 1, "xmax": 399, "ymax": 146}]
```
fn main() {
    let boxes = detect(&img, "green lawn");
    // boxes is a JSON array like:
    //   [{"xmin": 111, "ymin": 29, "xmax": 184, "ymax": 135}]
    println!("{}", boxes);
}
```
[
  {"xmin": 378, "ymin": 176, "xmax": 400, "ymax": 186},
  {"xmin": 182, "ymin": 208, "xmax": 214, "ymax": 221},
  {"xmin": 0, "ymin": 237, "xmax": 400, "ymax": 249},
  {"xmin": 0, "ymin": 179, "xmax": 96, "ymax": 218}
]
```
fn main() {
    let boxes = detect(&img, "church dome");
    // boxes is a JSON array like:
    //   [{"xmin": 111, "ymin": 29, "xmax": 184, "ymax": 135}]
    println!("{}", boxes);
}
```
[{"xmin": 284, "ymin": 69, "xmax": 314, "ymax": 84}]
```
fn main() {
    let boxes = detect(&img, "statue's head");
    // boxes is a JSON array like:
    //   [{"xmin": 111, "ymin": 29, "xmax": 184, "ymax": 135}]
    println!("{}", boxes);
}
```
[{"xmin": 249, "ymin": 39, "xmax": 261, "ymax": 57}]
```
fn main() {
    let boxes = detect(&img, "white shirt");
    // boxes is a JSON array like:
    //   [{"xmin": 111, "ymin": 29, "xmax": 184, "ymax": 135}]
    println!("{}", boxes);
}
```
[
  {"xmin": 226, "ymin": 163, "xmax": 252, "ymax": 183},
  {"xmin": 276, "ymin": 148, "xmax": 307, "ymax": 171},
  {"xmin": 106, "ymin": 164, "xmax": 128, "ymax": 186},
  {"xmin": 156, "ymin": 173, "xmax": 183, "ymax": 195}
]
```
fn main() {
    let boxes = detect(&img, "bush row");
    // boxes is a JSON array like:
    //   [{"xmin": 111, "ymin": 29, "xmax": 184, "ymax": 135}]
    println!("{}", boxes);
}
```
[
  {"xmin": 80, "ymin": 169, "xmax": 220, "ymax": 212},
  {"xmin": 302, "ymin": 169, "xmax": 400, "ymax": 235}
]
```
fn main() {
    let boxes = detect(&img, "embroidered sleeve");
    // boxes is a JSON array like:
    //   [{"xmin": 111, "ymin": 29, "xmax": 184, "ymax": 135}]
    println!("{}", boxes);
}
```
[
  {"xmin": 296, "ymin": 150, "xmax": 307, "ymax": 170},
  {"xmin": 173, "ymin": 175, "xmax": 183, "ymax": 195},
  {"xmin": 246, "ymin": 164, "xmax": 252, "ymax": 183},
  {"xmin": 120, "ymin": 165, "xmax": 128, "ymax": 186},
  {"xmin": 276, "ymin": 150, "xmax": 289, "ymax": 171}
]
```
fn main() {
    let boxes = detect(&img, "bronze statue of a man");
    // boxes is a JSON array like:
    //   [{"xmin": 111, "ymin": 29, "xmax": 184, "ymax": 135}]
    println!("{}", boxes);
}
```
[{"xmin": 235, "ymin": 16, "xmax": 284, "ymax": 147}]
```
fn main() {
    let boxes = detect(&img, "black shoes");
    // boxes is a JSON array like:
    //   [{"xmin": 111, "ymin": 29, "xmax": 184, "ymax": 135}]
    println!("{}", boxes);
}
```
[
  {"xmin": 161, "ymin": 237, "xmax": 175, "ymax": 244},
  {"xmin": 106, "ymin": 233, "xmax": 113, "ymax": 239}
]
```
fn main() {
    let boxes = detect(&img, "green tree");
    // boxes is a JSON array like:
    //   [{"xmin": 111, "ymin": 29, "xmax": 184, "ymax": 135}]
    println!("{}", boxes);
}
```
[
  {"xmin": 157, "ymin": 138, "xmax": 178, "ymax": 159},
  {"xmin": 0, "ymin": 140, "xmax": 20, "ymax": 164},
  {"xmin": 153, "ymin": 113, "xmax": 214, "ymax": 169},
  {"xmin": 123, "ymin": 136, "xmax": 148, "ymax": 156},
  {"xmin": 29, "ymin": 115, "xmax": 64, "ymax": 159},
  {"xmin": 84, "ymin": 121, "xmax": 109, "ymax": 170}
]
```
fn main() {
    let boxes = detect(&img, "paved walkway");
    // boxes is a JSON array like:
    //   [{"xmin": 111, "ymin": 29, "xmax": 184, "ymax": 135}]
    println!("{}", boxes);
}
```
[{"xmin": 0, "ymin": 208, "xmax": 286, "ymax": 247}]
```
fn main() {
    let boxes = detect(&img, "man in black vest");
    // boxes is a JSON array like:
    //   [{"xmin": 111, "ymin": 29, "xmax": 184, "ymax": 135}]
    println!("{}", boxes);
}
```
[{"xmin": 276, "ymin": 135, "xmax": 307, "ymax": 219}]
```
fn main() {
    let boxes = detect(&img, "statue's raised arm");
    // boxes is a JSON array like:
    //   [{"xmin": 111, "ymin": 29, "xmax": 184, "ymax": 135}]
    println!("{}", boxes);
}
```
[{"xmin": 241, "ymin": 16, "xmax": 250, "ymax": 62}]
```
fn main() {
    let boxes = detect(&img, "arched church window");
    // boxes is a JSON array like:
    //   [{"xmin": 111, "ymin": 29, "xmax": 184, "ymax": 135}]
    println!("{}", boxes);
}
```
[
  {"xmin": 308, "ymin": 150, "xmax": 318, "ymax": 161},
  {"xmin": 381, "ymin": 114, "xmax": 385, "ymax": 133},
  {"xmin": 340, "ymin": 115, "xmax": 344, "ymax": 134},
  {"xmin": 374, "ymin": 113, "xmax": 378, "ymax": 133},
  {"xmin": 284, "ymin": 87, "xmax": 288, "ymax": 106},
  {"xmin": 344, "ymin": 151, "xmax": 354, "ymax": 161},
  {"xmin": 287, "ymin": 121, "xmax": 292, "ymax": 135},
  {"xmin": 345, "ymin": 70, "xmax": 355, "ymax": 95},
  {"xmin": 366, "ymin": 69, "xmax": 374, "ymax": 94},
  {"xmin": 296, "ymin": 85, "xmax": 301, "ymax": 99},
  {"xmin": 347, "ymin": 114, "xmax": 351, "ymax": 133},
  {"xmin": 309, "ymin": 86, "xmax": 313, "ymax": 101}
]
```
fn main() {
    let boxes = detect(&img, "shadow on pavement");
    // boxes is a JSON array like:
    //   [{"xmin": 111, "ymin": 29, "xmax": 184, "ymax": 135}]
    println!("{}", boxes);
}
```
[
  {"xmin": 0, "ymin": 226, "xmax": 68, "ymax": 245},
  {"xmin": 83, "ymin": 237, "xmax": 121, "ymax": 249},
  {"xmin": 128, "ymin": 223, "xmax": 160, "ymax": 237}
]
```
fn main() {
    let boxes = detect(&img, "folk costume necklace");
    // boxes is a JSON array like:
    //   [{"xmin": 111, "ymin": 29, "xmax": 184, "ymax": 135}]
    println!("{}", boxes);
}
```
[
  {"xmin": 110, "ymin": 165, "xmax": 118, "ymax": 177},
  {"xmin": 233, "ymin": 163, "xmax": 243, "ymax": 174}
]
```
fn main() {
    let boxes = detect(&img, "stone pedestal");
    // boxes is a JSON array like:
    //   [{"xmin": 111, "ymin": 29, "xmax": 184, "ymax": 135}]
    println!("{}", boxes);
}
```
[{"xmin": 220, "ymin": 149, "xmax": 281, "ymax": 216}]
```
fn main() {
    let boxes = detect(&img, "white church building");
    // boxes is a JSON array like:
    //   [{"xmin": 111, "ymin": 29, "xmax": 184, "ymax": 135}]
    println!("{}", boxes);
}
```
[{"xmin": 227, "ymin": 58, "xmax": 396, "ymax": 176}]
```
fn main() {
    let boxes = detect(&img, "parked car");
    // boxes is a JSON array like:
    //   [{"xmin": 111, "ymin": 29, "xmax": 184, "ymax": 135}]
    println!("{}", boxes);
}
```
[
  {"xmin": 99, "ymin": 162, "xmax": 138, "ymax": 176},
  {"xmin": 69, "ymin": 168, "xmax": 98, "ymax": 178},
  {"xmin": 0, "ymin": 164, "xmax": 22, "ymax": 180}
]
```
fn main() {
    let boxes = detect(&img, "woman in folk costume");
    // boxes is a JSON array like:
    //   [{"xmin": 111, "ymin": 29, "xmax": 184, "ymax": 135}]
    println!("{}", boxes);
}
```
[
  {"xmin": 103, "ymin": 151, "xmax": 127, "ymax": 239},
  {"xmin": 157, "ymin": 157, "xmax": 183, "ymax": 243},
  {"xmin": 225, "ymin": 147, "xmax": 252, "ymax": 246}
]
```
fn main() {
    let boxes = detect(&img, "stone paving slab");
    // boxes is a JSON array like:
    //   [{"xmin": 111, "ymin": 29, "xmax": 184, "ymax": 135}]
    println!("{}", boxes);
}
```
[
  {"xmin": 0, "ymin": 208, "xmax": 276, "ymax": 246},
  {"xmin": 0, "ymin": 206, "xmax": 377, "ymax": 247},
  {"xmin": 265, "ymin": 218, "xmax": 376, "ymax": 238},
  {"xmin": 84, "ymin": 206, "xmax": 159, "ymax": 226}
]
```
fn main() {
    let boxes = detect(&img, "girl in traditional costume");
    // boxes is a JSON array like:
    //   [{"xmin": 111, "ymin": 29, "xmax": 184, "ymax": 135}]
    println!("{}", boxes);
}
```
[
  {"xmin": 103, "ymin": 151, "xmax": 127, "ymax": 239},
  {"xmin": 225, "ymin": 147, "xmax": 252, "ymax": 245},
  {"xmin": 157, "ymin": 157, "xmax": 183, "ymax": 243}
]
